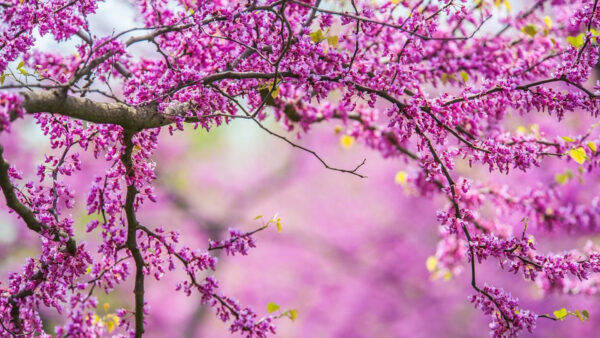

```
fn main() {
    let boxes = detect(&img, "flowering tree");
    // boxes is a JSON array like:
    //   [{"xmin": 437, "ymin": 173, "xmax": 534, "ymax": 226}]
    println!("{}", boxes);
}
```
[{"xmin": 1, "ymin": 0, "xmax": 600, "ymax": 337}]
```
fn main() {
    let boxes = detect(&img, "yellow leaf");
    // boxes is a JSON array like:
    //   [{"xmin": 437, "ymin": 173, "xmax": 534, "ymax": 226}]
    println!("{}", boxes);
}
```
[
  {"xmin": 103, "ymin": 303, "xmax": 110, "ymax": 312},
  {"xmin": 504, "ymin": 0, "xmax": 511, "ymax": 11},
  {"xmin": 106, "ymin": 320, "xmax": 115, "ymax": 333},
  {"xmin": 567, "ymin": 34, "xmax": 585, "ymax": 48},
  {"xmin": 530, "ymin": 124, "xmax": 540, "ymax": 137},
  {"xmin": 333, "ymin": 125, "xmax": 343, "ymax": 134},
  {"xmin": 588, "ymin": 141, "xmax": 597, "ymax": 152},
  {"xmin": 553, "ymin": 308, "xmax": 568, "ymax": 320},
  {"xmin": 0, "ymin": 74, "xmax": 6, "ymax": 85},
  {"xmin": 591, "ymin": 28, "xmax": 600, "ymax": 36},
  {"xmin": 426, "ymin": 256, "xmax": 438, "ymax": 272},
  {"xmin": 340, "ymin": 135, "xmax": 355, "ymax": 148},
  {"xmin": 86, "ymin": 266, "xmax": 92, "ymax": 275},
  {"xmin": 543, "ymin": 16, "xmax": 552, "ymax": 29},
  {"xmin": 443, "ymin": 271, "xmax": 452, "ymax": 281},
  {"xmin": 516, "ymin": 125, "xmax": 527, "ymax": 134},
  {"xmin": 270, "ymin": 86, "xmax": 280, "ymax": 99},
  {"xmin": 527, "ymin": 235, "xmax": 535, "ymax": 245},
  {"xmin": 458, "ymin": 71, "xmax": 469, "ymax": 82},
  {"xmin": 267, "ymin": 302, "xmax": 280, "ymax": 313},
  {"xmin": 18, "ymin": 68, "xmax": 27, "ymax": 76},
  {"xmin": 92, "ymin": 314, "xmax": 101, "ymax": 325},
  {"xmin": 276, "ymin": 218, "xmax": 282, "ymax": 233},
  {"xmin": 253, "ymin": 214, "xmax": 263, "ymax": 220},
  {"xmin": 575, "ymin": 310, "xmax": 585, "ymax": 322},
  {"xmin": 569, "ymin": 147, "xmax": 587, "ymax": 165},
  {"xmin": 394, "ymin": 171, "xmax": 407, "ymax": 185},
  {"xmin": 561, "ymin": 136, "xmax": 576, "ymax": 142},
  {"xmin": 288, "ymin": 309, "xmax": 298, "ymax": 322}
]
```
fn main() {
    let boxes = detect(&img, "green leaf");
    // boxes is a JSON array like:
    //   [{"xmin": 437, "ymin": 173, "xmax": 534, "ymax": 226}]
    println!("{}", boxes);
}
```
[
  {"xmin": 554, "ymin": 170, "xmax": 573, "ymax": 185},
  {"xmin": 18, "ymin": 68, "xmax": 27, "ymax": 76},
  {"xmin": 567, "ymin": 33, "xmax": 585, "ymax": 48},
  {"xmin": 17, "ymin": 61, "xmax": 25, "ymax": 69},
  {"xmin": 568, "ymin": 147, "xmax": 587, "ymax": 165},
  {"xmin": 440, "ymin": 73, "xmax": 456, "ymax": 85},
  {"xmin": 0, "ymin": 73, "xmax": 6, "ymax": 85},
  {"xmin": 266, "ymin": 302, "xmax": 280, "ymax": 313},
  {"xmin": 582, "ymin": 309, "xmax": 590, "ymax": 320},
  {"xmin": 561, "ymin": 136, "xmax": 576, "ymax": 142},
  {"xmin": 591, "ymin": 28, "xmax": 600, "ymax": 37},
  {"xmin": 458, "ymin": 71, "xmax": 469, "ymax": 82},
  {"xmin": 327, "ymin": 35, "xmax": 339, "ymax": 48},
  {"xmin": 521, "ymin": 24, "xmax": 538, "ymax": 37},
  {"xmin": 310, "ymin": 29, "xmax": 325, "ymax": 43},
  {"xmin": 253, "ymin": 214, "xmax": 263, "ymax": 220},
  {"xmin": 554, "ymin": 308, "xmax": 568, "ymax": 320}
]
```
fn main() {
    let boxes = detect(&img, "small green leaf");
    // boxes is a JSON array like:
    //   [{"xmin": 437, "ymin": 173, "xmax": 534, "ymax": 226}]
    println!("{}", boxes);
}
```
[
  {"xmin": 521, "ymin": 24, "xmax": 538, "ymax": 37},
  {"xmin": 17, "ymin": 61, "xmax": 25, "ymax": 69},
  {"xmin": 440, "ymin": 73, "xmax": 456, "ymax": 85},
  {"xmin": 582, "ymin": 309, "xmax": 590, "ymax": 320},
  {"xmin": 575, "ymin": 310, "xmax": 585, "ymax": 322},
  {"xmin": 327, "ymin": 35, "xmax": 339, "ymax": 48},
  {"xmin": 267, "ymin": 302, "xmax": 280, "ymax": 313},
  {"xmin": 458, "ymin": 71, "xmax": 469, "ymax": 82},
  {"xmin": 253, "ymin": 214, "xmax": 263, "ymax": 220},
  {"xmin": 0, "ymin": 73, "xmax": 6, "ymax": 85},
  {"xmin": 561, "ymin": 136, "xmax": 576, "ymax": 142},
  {"xmin": 310, "ymin": 29, "xmax": 325, "ymax": 43},
  {"xmin": 18, "ymin": 68, "xmax": 28, "ymax": 75},
  {"xmin": 591, "ymin": 28, "xmax": 600, "ymax": 37},
  {"xmin": 554, "ymin": 308, "xmax": 568, "ymax": 320},
  {"xmin": 567, "ymin": 33, "xmax": 585, "ymax": 48},
  {"xmin": 554, "ymin": 170, "xmax": 573, "ymax": 185}
]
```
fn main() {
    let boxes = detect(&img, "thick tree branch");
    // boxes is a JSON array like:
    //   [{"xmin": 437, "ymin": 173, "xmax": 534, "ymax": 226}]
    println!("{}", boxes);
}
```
[{"xmin": 121, "ymin": 132, "xmax": 146, "ymax": 338}]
